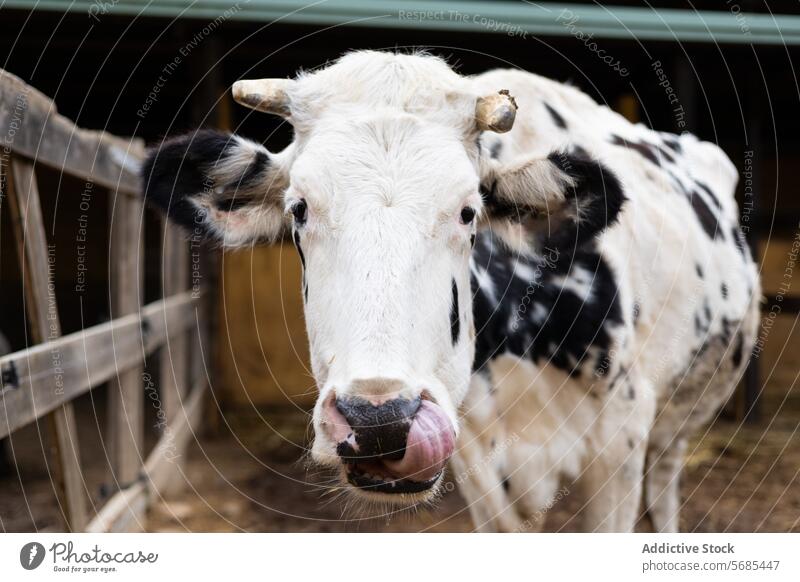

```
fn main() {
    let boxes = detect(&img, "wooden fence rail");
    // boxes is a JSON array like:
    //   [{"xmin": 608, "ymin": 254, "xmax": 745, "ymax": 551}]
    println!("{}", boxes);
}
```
[{"xmin": 0, "ymin": 68, "xmax": 208, "ymax": 531}]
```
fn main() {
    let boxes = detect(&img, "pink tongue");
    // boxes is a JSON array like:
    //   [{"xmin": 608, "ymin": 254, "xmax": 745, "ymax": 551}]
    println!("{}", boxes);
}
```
[{"xmin": 383, "ymin": 400, "xmax": 455, "ymax": 482}]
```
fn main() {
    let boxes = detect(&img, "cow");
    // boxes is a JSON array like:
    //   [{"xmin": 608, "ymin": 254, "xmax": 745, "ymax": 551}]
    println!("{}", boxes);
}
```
[{"xmin": 141, "ymin": 50, "xmax": 760, "ymax": 532}]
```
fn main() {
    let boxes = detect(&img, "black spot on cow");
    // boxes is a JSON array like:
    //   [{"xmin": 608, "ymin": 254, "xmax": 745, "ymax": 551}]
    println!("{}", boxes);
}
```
[
  {"xmin": 610, "ymin": 135, "xmax": 660, "ymax": 166},
  {"xmin": 693, "ymin": 313, "xmax": 702, "ymax": 335},
  {"xmin": 293, "ymin": 230, "xmax": 307, "ymax": 301},
  {"xmin": 501, "ymin": 475, "xmax": 511, "ymax": 492},
  {"xmin": 545, "ymin": 151, "xmax": 627, "ymax": 257},
  {"xmin": 471, "ymin": 232, "xmax": 623, "ymax": 378},
  {"xmin": 694, "ymin": 306, "xmax": 712, "ymax": 337},
  {"xmin": 293, "ymin": 230, "xmax": 305, "ymax": 269},
  {"xmin": 721, "ymin": 282, "xmax": 729, "ymax": 299},
  {"xmin": 489, "ymin": 140, "xmax": 503, "ymax": 160},
  {"xmin": 696, "ymin": 181, "xmax": 722, "ymax": 210},
  {"xmin": 688, "ymin": 190, "xmax": 721, "ymax": 239},
  {"xmin": 732, "ymin": 331, "xmax": 745, "ymax": 368},
  {"xmin": 470, "ymin": 233, "xmax": 476, "ymax": 248},
  {"xmin": 720, "ymin": 316, "xmax": 735, "ymax": 345},
  {"xmin": 627, "ymin": 437, "xmax": 635, "ymax": 450},
  {"xmin": 544, "ymin": 102, "xmax": 568, "ymax": 129},
  {"xmin": 450, "ymin": 279, "xmax": 461, "ymax": 345},
  {"xmin": 633, "ymin": 302, "xmax": 641, "ymax": 325},
  {"xmin": 731, "ymin": 226, "xmax": 750, "ymax": 258},
  {"xmin": 609, "ymin": 366, "xmax": 627, "ymax": 392},
  {"xmin": 661, "ymin": 135, "xmax": 682, "ymax": 153},
  {"xmin": 627, "ymin": 383, "xmax": 636, "ymax": 400},
  {"xmin": 571, "ymin": 144, "xmax": 590, "ymax": 158},
  {"xmin": 482, "ymin": 150, "xmax": 626, "ymax": 258},
  {"xmin": 656, "ymin": 145, "xmax": 676, "ymax": 164},
  {"xmin": 695, "ymin": 263, "xmax": 704, "ymax": 278},
  {"xmin": 470, "ymin": 277, "xmax": 508, "ymax": 372}
]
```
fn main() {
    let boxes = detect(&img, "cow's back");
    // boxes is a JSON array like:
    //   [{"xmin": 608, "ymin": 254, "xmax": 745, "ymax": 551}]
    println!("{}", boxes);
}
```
[{"xmin": 472, "ymin": 68, "xmax": 760, "ymax": 419}]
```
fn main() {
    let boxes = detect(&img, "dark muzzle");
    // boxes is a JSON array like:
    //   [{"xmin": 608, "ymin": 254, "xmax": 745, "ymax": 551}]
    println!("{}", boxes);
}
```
[{"xmin": 334, "ymin": 395, "xmax": 421, "ymax": 461}]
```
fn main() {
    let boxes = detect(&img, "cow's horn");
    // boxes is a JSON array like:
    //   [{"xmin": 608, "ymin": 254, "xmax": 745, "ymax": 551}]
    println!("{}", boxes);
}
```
[
  {"xmin": 231, "ymin": 78, "xmax": 293, "ymax": 117},
  {"xmin": 475, "ymin": 90, "xmax": 517, "ymax": 133}
]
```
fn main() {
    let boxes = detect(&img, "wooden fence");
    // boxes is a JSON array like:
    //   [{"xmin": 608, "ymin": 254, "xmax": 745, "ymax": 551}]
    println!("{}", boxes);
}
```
[{"xmin": 0, "ymin": 68, "xmax": 208, "ymax": 531}]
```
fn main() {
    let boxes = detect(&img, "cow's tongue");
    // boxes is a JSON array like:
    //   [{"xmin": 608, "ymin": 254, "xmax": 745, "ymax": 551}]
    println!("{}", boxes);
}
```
[{"xmin": 382, "ymin": 400, "xmax": 455, "ymax": 482}]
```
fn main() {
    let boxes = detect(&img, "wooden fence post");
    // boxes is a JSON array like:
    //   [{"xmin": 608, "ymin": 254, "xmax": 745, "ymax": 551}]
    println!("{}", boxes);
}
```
[
  {"xmin": 161, "ymin": 222, "xmax": 189, "ymax": 420},
  {"xmin": 106, "ymin": 188, "xmax": 145, "ymax": 529},
  {"xmin": 5, "ymin": 156, "xmax": 88, "ymax": 531},
  {"xmin": 2, "ymin": 66, "xmax": 206, "ymax": 532},
  {"xmin": 157, "ymin": 221, "xmax": 190, "ymax": 495}
]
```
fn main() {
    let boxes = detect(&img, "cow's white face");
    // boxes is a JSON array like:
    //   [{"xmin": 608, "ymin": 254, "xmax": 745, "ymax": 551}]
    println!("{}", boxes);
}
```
[
  {"xmin": 289, "ymin": 115, "xmax": 480, "ymax": 499},
  {"xmin": 143, "ymin": 51, "xmax": 586, "ymax": 504}
]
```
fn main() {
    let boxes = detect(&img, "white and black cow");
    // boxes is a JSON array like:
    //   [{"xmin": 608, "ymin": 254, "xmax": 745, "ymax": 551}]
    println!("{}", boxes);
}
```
[{"xmin": 142, "ymin": 51, "xmax": 760, "ymax": 532}]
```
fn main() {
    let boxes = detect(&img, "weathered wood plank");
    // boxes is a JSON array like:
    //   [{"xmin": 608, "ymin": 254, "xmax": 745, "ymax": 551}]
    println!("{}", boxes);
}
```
[
  {"xmin": 0, "ymin": 68, "xmax": 144, "ymax": 193},
  {"xmin": 160, "ymin": 222, "xmax": 190, "ymax": 422},
  {"xmin": 158, "ymin": 222, "xmax": 191, "ymax": 496},
  {"xmin": 0, "ymin": 292, "xmax": 200, "ymax": 439},
  {"xmin": 105, "ymin": 188, "xmax": 144, "ymax": 529},
  {"xmin": 85, "ymin": 378, "xmax": 206, "ymax": 533},
  {"xmin": 5, "ymin": 156, "xmax": 88, "ymax": 531}
]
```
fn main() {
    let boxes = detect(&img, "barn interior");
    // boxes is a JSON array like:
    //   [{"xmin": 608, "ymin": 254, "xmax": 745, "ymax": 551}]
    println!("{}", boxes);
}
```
[{"xmin": 1, "ymin": 0, "xmax": 799, "ymax": 532}]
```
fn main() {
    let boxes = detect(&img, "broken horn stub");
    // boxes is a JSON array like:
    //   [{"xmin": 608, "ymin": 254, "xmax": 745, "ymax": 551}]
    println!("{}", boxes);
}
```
[
  {"xmin": 231, "ymin": 78, "xmax": 293, "ymax": 117},
  {"xmin": 476, "ymin": 89, "xmax": 518, "ymax": 133}
]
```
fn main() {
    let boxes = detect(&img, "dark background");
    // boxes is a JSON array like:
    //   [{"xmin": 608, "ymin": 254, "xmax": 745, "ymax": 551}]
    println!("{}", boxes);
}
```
[{"xmin": 0, "ymin": 2, "xmax": 795, "ymax": 356}]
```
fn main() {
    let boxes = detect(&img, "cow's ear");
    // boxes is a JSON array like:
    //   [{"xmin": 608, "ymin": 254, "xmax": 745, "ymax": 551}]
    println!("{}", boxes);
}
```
[
  {"xmin": 481, "ymin": 150, "xmax": 626, "ymax": 255},
  {"xmin": 142, "ymin": 130, "xmax": 290, "ymax": 247}
]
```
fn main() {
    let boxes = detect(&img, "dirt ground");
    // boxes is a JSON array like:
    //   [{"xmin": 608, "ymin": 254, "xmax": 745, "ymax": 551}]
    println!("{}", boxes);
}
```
[
  {"xmin": 2, "ymin": 316, "xmax": 799, "ymax": 533},
  {"xmin": 142, "ymin": 396, "xmax": 800, "ymax": 533}
]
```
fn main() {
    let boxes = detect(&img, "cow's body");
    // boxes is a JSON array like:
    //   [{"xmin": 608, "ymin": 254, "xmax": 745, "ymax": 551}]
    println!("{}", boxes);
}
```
[
  {"xmin": 143, "ymin": 51, "xmax": 759, "ymax": 532},
  {"xmin": 455, "ymin": 70, "xmax": 760, "ymax": 531}
]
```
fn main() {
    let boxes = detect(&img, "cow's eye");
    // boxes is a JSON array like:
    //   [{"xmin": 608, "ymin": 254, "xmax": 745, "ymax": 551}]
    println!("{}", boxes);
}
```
[
  {"xmin": 291, "ymin": 199, "xmax": 308, "ymax": 225},
  {"xmin": 460, "ymin": 206, "xmax": 476, "ymax": 225}
]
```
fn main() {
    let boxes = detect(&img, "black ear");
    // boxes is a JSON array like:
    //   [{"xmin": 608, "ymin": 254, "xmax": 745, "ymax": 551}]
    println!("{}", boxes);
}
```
[
  {"xmin": 482, "ymin": 150, "xmax": 626, "ymax": 256},
  {"xmin": 142, "ymin": 129, "xmax": 288, "ymax": 247}
]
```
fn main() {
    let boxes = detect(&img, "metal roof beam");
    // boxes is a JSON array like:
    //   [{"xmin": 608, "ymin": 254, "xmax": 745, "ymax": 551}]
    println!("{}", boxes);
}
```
[{"xmin": 4, "ymin": 0, "xmax": 799, "ymax": 45}]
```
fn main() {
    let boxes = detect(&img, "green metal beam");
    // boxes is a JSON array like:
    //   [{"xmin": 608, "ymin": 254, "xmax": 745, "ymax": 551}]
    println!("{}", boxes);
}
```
[{"xmin": 4, "ymin": 0, "xmax": 799, "ymax": 45}]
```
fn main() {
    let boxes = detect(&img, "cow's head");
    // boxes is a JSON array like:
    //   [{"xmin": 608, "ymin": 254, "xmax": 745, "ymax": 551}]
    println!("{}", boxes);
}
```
[{"xmin": 143, "ymin": 51, "xmax": 624, "ymax": 504}]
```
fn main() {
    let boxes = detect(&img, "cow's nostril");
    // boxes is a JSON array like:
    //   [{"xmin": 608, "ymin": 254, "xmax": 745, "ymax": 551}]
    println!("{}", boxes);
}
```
[
  {"xmin": 335, "ymin": 395, "xmax": 421, "ymax": 429},
  {"xmin": 334, "ymin": 395, "xmax": 421, "ymax": 460}
]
